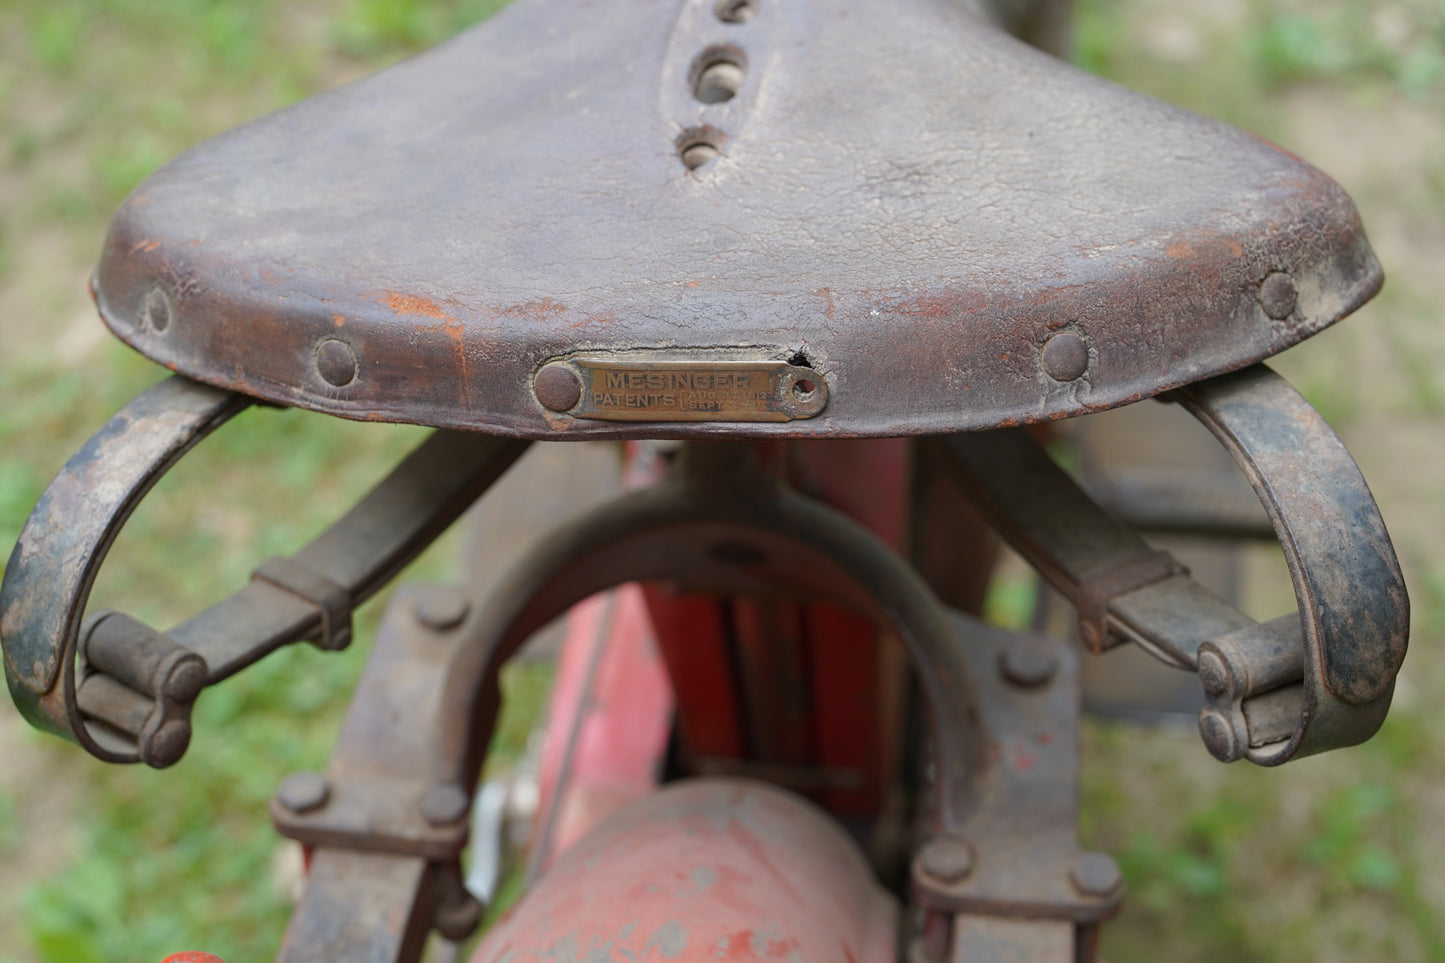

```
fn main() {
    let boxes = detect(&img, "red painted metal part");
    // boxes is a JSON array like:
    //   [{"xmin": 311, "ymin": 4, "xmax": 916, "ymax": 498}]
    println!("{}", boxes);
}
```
[
  {"xmin": 529, "ymin": 585, "xmax": 675, "ymax": 874},
  {"xmin": 645, "ymin": 439, "xmax": 912, "ymax": 818},
  {"xmin": 529, "ymin": 443, "xmax": 678, "ymax": 870},
  {"xmin": 472, "ymin": 780, "xmax": 898, "ymax": 963}
]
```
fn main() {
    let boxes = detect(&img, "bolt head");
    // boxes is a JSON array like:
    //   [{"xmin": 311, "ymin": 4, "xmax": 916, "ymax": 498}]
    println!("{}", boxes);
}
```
[
  {"xmin": 998, "ymin": 645, "xmax": 1057, "ymax": 689},
  {"xmin": 143, "ymin": 719, "xmax": 192, "ymax": 769},
  {"xmin": 917, "ymin": 836, "xmax": 976, "ymax": 884},
  {"xmin": 414, "ymin": 587, "xmax": 471, "ymax": 632},
  {"xmin": 421, "ymin": 783, "xmax": 471, "ymax": 827},
  {"xmin": 1040, "ymin": 330, "xmax": 1089, "ymax": 382},
  {"xmin": 1069, "ymin": 852, "xmax": 1123, "ymax": 899},
  {"xmin": 534, "ymin": 362, "xmax": 582, "ymax": 412},
  {"xmin": 1198, "ymin": 709, "xmax": 1243, "ymax": 763},
  {"xmin": 162, "ymin": 656, "xmax": 207, "ymax": 703},
  {"xmin": 1259, "ymin": 272, "xmax": 1298, "ymax": 320},
  {"xmin": 434, "ymin": 890, "xmax": 485, "ymax": 942},
  {"xmin": 278, "ymin": 771, "xmax": 331, "ymax": 815},
  {"xmin": 1197, "ymin": 649, "xmax": 1231, "ymax": 698},
  {"xmin": 315, "ymin": 339, "xmax": 358, "ymax": 387}
]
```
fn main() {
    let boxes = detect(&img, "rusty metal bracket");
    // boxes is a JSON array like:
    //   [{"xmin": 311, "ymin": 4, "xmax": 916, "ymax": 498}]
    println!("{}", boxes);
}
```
[
  {"xmin": 0, "ymin": 375, "xmax": 528, "ymax": 767},
  {"xmin": 910, "ymin": 622, "xmax": 1124, "ymax": 927},
  {"xmin": 270, "ymin": 444, "xmax": 1108, "ymax": 959},
  {"xmin": 251, "ymin": 556, "xmax": 355, "ymax": 652},
  {"xmin": 1072, "ymin": 550, "xmax": 1186, "ymax": 654},
  {"xmin": 936, "ymin": 364, "xmax": 1408, "ymax": 766}
]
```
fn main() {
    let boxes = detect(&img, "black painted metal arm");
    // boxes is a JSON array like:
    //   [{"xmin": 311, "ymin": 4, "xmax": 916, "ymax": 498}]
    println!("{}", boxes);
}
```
[
  {"xmin": 0, "ymin": 375, "xmax": 528, "ymax": 768},
  {"xmin": 937, "ymin": 364, "xmax": 1408, "ymax": 766}
]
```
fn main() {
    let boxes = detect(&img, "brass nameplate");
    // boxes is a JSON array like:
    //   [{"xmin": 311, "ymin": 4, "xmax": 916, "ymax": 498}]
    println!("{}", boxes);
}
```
[{"xmin": 540, "ymin": 358, "xmax": 828, "ymax": 423}]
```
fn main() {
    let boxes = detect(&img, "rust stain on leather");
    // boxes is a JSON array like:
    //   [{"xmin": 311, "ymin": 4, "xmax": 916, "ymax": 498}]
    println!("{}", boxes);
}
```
[
  {"xmin": 88, "ymin": 0, "xmax": 1384, "ymax": 439},
  {"xmin": 383, "ymin": 292, "xmax": 450, "ymax": 320}
]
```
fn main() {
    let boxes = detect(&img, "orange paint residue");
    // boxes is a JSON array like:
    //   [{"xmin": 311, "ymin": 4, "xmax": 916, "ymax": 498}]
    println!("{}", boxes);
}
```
[{"xmin": 130, "ymin": 239, "xmax": 161, "ymax": 254}]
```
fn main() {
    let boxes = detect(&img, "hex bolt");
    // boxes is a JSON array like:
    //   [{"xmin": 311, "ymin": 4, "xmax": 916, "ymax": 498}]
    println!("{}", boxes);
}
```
[
  {"xmin": 1197, "ymin": 649, "xmax": 1231, "ymax": 698},
  {"xmin": 421, "ymin": 783, "xmax": 471, "ymax": 827},
  {"xmin": 1069, "ymin": 852, "xmax": 1123, "ymax": 899},
  {"xmin": 917, "ymin": 835, "xmax": 975, "ymax": 884},
  {"xmin": 1198, "ymin": 709, "xmax": 1243, "ymax": 763},
  {"xmin": 277, "ymin": 771, "xmax": 331, "ymax": 815},
  {"xmin": 315, "ymin": 338, "xmax": 358, "ymax": 387},
  {"xmin": 414, "ymin": 587, "xmax": 471, "ymax": 632},
  {"xmin": 998, "ymin": 646, "xmax": 1057, "ymax": 689},
  {"xmin": 1259, "ymin": 271, "xmax": 1298, "ymax": 320},
  {"xmin": 1040, "ymin": 329, "xmax": 1090, "ymax": 382},
  {"xmin": 534, "ymin": 362, "xmax": 582, "ymax": 412}
]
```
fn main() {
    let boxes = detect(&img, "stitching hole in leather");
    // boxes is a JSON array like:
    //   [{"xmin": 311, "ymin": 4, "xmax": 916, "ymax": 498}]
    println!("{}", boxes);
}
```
[
  {"xmin": 690, "ymin": 46, "xmax": 747, "ymax": 104},
  {"xmin": 714, "ymin": 0, "xmax": 758, "ymax": 24},
  {"xmin": 677, "ymin": 126, "xmax": 725, "ymax": 170}
]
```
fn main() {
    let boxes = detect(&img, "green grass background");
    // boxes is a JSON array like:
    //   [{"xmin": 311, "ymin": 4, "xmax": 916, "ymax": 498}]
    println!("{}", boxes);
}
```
[{"xmin": 0, "ymin": 1, "xmax": 1443, "ymax": 961}]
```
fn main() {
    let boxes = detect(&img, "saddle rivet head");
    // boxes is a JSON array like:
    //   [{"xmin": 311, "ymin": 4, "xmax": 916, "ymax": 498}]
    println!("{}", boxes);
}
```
[
  {"xmin": 998, "ymin": 645, "xmax": 1056, "ymax": 688},
  {"xmin": 535, "ymin": 362, "xmax": 582, "ymax": 411},
  {"xmin": 277, "ymin": 771, "xmax": 330, "ymax": 814},
  {"xmin": 1040, "ymin": 330, "xmax": 1089, "ymax": 382},
  {"xmin": 422, "ymin": 784, "xmax": 471, "ymax": 826},
  {"xmin": 143, "ymin": 287, "xmax": 173, "ymax": 332},
  {"xmin": 1198, "ymin": 709, "xmax": 1242, "ymax": 763},
  {"xmin": 1259, "ymin": 271, "xmax": 1298, "ymax": 320},
  {"xmin": 917, "ymin": 836, "xmax": 975, "ymax": 884},
  {"xmin": 314, "ymin": 338, "xmax": 358, "ymax": 387},
  {"xmin": 1069, "ymin": 853, "xmax": 1123, "ymax": 898}
]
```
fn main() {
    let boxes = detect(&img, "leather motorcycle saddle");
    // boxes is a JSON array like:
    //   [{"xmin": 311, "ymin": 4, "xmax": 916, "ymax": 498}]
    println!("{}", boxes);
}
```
[{"xmin": 92, "ymin": 0, "xmax": 1380, "ymax": 438}]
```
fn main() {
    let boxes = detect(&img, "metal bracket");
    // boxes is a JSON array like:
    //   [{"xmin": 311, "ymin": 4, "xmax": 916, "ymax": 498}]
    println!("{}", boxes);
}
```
[
  {"xmin": 252, "ymin": 557, "xmax": 354, "ymax": 652},
  {"xmin": 910, "ymin": 621, "xmax": 1123, "ymax": 925}
]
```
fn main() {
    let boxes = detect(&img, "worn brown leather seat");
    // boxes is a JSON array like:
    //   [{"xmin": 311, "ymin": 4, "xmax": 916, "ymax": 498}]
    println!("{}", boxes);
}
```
[{"xmin": 93, "ymin": 0, "xmax": 1379, "ymax": 438}]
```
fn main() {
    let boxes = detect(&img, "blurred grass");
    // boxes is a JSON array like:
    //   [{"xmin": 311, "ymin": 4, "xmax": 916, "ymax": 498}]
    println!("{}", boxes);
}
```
[
  {"xmin": 0, "ymin": 1, "xmax": 1443, "ymax": 962},
  {"xmin": 0, "ymin": 2, "xmax": 519, "ymax": 961},
  {"xmin": 1069, "ymin": 3, "xmax": 1445, "ymax": 962}
]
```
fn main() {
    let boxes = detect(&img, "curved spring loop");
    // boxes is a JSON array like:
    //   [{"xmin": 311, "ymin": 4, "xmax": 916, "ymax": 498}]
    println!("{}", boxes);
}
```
[
  {"xmin": 1, "ymin": 375, "xmax": 527, "ymax": 766},
  {"xmin": 938, "ymin": 363, "xmax": 1408, "ymax": 766}
]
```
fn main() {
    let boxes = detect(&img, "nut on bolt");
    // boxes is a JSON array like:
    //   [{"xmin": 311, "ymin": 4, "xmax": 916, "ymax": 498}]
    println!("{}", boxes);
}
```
[
  {"xmin": 414, "ymin": 586, "xmax": 471, "ymax": 632},
  {"xmin": 916, "ymin": 836, "xmax": 976, "ymax": 884},
  {"xmin": 998, "ymin": 645, "xmax": 1057, "ymax": 689},
  {"xmin": 421, "ymin": 783, "xmax": 471, "ymax": 827},
  {"xmin": 278, "ymin": 771, "xmax": 330, "ymax": 815},
  {"xmin": 1069, "ymin": 852, "xmax": 1123, "ymax": 899}
]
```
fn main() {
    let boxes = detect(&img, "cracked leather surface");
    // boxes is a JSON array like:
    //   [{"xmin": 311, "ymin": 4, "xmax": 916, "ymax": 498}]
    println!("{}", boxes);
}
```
[{"xmin": 93, "ymin": 0, "xmax": 1381, "ymax": 437}]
